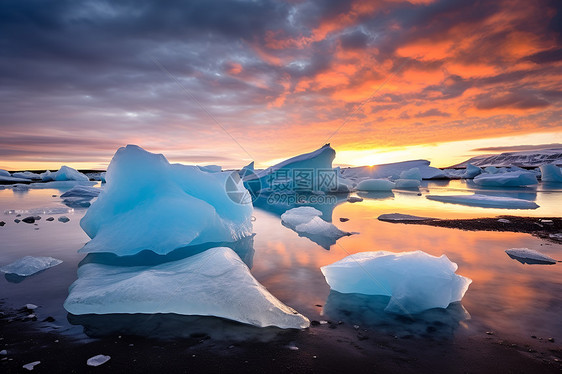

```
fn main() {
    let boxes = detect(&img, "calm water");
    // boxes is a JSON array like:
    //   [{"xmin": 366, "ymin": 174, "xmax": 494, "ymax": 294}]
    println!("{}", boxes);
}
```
[{"xmin": 0, "ymin": 180, "xmax": 561, "ymax": 344}]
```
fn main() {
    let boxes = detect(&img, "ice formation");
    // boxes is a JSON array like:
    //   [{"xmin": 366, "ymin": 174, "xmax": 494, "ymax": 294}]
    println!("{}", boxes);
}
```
[
  {"xmin": 87, "ymin": 355, "xmax": 111, "ymax": 367},
  {"xmin": 356, "ymin": 179, "xmax": 395, "ymax": 191},
  {"xmin": 321, "ymin": 250, "xmax": 471, "ymax": 314},
  {"xmin": 60, "ymin": 185, "xmax": 100, "ymax": 199},
  {"xmin": 281, "ymin": 207, "xmax": 350, "ymax": 249},
  {"xmin": 79, "ymin": 145, "xmax": 253, "ymax": 256},
  {"xmin": 64, "ymin": 247, "xmax": 309, "ymax": 329},
  {"xmin": 0, "ymin": 175, "xmax": 31, "ymax": 183},
  {"xmin": 41, "ymin": 166, "xmax": 90, "ymax": 182},
  {"xmin": 399, "ymin": 167, "xmax": 422, "ymax": 181},
  {"xmin": 245, "ymin": 144, "xmax": 336, "ymax": 193},
  {"xmin": 394, "ymin": 179, "xmax": 421, "ymax": 189},
  {"xmin": 12, "ymin": 171, "xmax": 41, "ymax": 180},
  {"xmin": 426, "ymin": 194, "xmax": 539, "ymax": 209},
  {"xmin": 505, "ymin": 248, "xmax": 557, "ymax": 265},
  {"xmin": 0, "ymin": 256, "xmax": 63, "ymax": 277},
  {"xmin": 341, "ymin": 160, "xmax": 447, "ymax": 180},
  {"xmin": 473, "ymin": 171, "xmax": 538, "ymax": 187},
  {"xmin": 462, "ymin": 163, "xmax": 482, "ymax": 179},
  {"xmin": 0, "ymin": 169, "xmax": 10, "ymax": 177},
  {"xmin": 539, "ymin": 164, "xmax": 562, "ymax": 182}
]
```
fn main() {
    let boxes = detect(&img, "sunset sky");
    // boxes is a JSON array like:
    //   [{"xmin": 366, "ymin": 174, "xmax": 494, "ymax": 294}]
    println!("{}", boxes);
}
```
[{"xmin": 1, "ymin": 0, "xmax": 561, "ymax": 170}]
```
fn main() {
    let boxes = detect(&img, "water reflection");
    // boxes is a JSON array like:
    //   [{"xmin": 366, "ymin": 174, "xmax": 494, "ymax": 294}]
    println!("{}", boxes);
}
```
[
  {"xmin": 67, "ymin": 313, "xmax": 294, "ymax": 342},
  {"xmin": 253, "ymin": 192, "xmax": 348, "ymax": 222},
  {"xmin": 356, "ymin": 191, "xmax": 395, "ymax": 200},
  {"xmin": 323, "ymin": 291, "xmax": 470, "ymax": 340}
]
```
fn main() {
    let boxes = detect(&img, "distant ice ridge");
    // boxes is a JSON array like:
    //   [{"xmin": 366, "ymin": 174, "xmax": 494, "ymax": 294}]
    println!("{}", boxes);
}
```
[
  {"xmin": 64, "ymin": 247, "xmax": 309, "ymax": 329},
  {"xmin": 426, "ymin": 194, "xmax": 539, "ymax": 209},
  {"xmin": 0, "ymin": 256, "xmax": 63, "ymax": 277},
  {"xmin": 341, "ymin": 160, "xmax": 447, "ymax": 181},
  {"xmin": 321, "ymin": 250, "xmax": 471, "ymax": 314},
  {"xmin": 473, "ymin": 170, "xmax": 538, "ymax": 187},
  {"xmin": 539, "ymin": 164, "xmax": 562, "ymax": 182},
  {"xmin": 450, "ymin": 148, "xmax": 562, "ymax": 168},
  {"xmin": 79, "ymin": 145, "xmax": 253, "ymax": 256}
]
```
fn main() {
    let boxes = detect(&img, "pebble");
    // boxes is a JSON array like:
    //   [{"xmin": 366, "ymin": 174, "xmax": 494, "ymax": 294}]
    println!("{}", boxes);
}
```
[
  {"xmin": 0, "ymin": 221, "xmax": 5, "ymax": 226},
  {"xmin": 46, "ymin": 217, "xmax": 54, "ymax": 221},
  {"xmin": 58, "ymin": 216, "xmax": 70, "ymax": 223},
  {"xmin": 310, "ymin": 320, "xmax": 320, "ymax": 326},
  {"xmin": 14, "ymin": 219, "xmax": 20, "ymax": 223},
  {"xmin": 22, "ymin": 216, "xmax": 35, "ymax": 224},
  {"xmin": 347, "ymin": 196, "xmax": 363, "ymax": 203},
  {"xmin": 339, "ymin": 218, "xmax": 349, "ymax": 222},
  {"xmin": 548, "ymin": 337, "xmax": 555, "ymax": 342}
]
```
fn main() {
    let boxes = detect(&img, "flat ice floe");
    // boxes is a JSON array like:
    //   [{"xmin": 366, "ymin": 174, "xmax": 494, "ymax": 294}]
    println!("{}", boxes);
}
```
[
  {"xmin": 356, "ymin": 179, "xmax": 395, "ymax": 191},
  {"xmin": 281, "ymin": 207, "xmax": 350, "ymax": 249},
  {"xmin": 505, "ymin": 248, "xmax": 557, "ymax": 265},
  {"xmin": 426, "ymin": 194, "xmax": 539, "ymax": 209},
  {"xmin": 79, "ymin": 145, "xmax": 253, "ymax": 256},
  {"xmin": 64, "ymin": 247, "xmax": 309, "ymax": 329},
  {"xmin": 473, "ymin": 171, "xmax": 538, "ymax": 187},
  {"xmin": 0, "ymin": 256, "xmax": 63, "ymax": 277},
  {"xmin": 321, "ymin": 250, "xmax": 471, "ymax": 314}
]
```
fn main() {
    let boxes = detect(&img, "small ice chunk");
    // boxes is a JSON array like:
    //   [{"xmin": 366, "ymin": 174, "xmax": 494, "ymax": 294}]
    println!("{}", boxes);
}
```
[
  {"xmin": 0, "ymin": 169, "xmax": 10, "ymax": 177},
  {"xmin": 539, "ymin": 164, "xmax": 562, "ymax": 183},
  {"xmin": 321, "ymin": 250, "xmax": 471, "ymax": 314},
  {"xmin": 64, "ymin": 247, "xmax": 309, "ymax": 329},
  {"xmin": 60, "ymin": 185, "xmax": 100, "ymax": 199},
  {"xmin": 0, "ymin": 350, "xmax": 7, "ymax": 355},
  {"xmin": 394, "ymin": 179, "xmax": 421, "ymax": 189},
  {"xmin": 87, "ymin": 355, "xmax": 111, "ymax": 367},
  {"xmin": 25, "ymin": 304, "xmax": 38, "ymax": 310},
  {"xmin": 497, "ymin": 218, "xmax": 511, "ymax": 223},
  {"xmin": 505, "ymin": 248, "xmax": 556, "ymax": 265},
  {"xmin": 281, "ymin": 207, "xmax": 350, "ymax": 248},
  {"xmin": 347, "ymin": 196, "xmax": 363, "ymax": 203},
  {"xmin": 0, "ymin": 256, "xmax": 63, "ymax": 277},
  {"xmin": 23, "ymin": 361, "xmax": 40, "ymax": 371},
  {"xmin": 58, "ymin": 216, "xmax": 70, "ymax": 223},
  {"xmin": 426, "ymin": 194, "xmax": 539, "ymax": 209},
  {"xmin": 356, "ymin": 179, "xmax": 395, "ymax": 191},
  {"xmin": 549, "ymin": 233, "xmax": 562, "ymax": 241},
  {"xmin": 399, "ymin": 167, "xmax": 422, "ymax": 181},
  {"xmin": 473, "ymin": 171, "xmax": 537, "ymax": 187}
]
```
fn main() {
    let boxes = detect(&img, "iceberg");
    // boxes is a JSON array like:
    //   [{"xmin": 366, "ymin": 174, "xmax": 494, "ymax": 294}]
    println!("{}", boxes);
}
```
[
  {"xmin": 399, "ymin": 167, "xmax": 422, "ymax": 181},
  {"xmin": 473, "ymin": 171, "xmax": 537, "ymax": 187},
  {"xmin": 462, "ymin": 163, "xmax": 482, "ymax": 179},
  {"xmin": 540, "ymin": 164, "xmax": 562, "ymax": 182},
  {"xmin": 426, "ymin": 194, "xmax": 539, "ymax": 209},
  {"xmin": 0, "ymin": 169, "xmax": 10, "ymax": 177},
  {"xmin": 321, "ymin": 250, "xmax": 471, "ymax": 314},
  {"xmin": 394, "ymin": 179, "xmax": 421, "ymax": 189},
  {"xmin": 505, "ymin": 248, "xmax": 557, "ymax": 265},
  {"xmin": 79, "ymin": 145, "xmax": 253, "ymax": 256},
  {"xmin": 281, "ymin": 207, "xmax": 350, "ymax": 249},
  {"xmin": 0, "ymin": 175, "xmax": 32, "ymax": 183},
  {"xmin": 356, "ymin": 179, "xmax": 395, "ymax": 191},
  {"xmin": 0, "ymin": 256, "xmax": 63, "ymax": 277},
  {"xmin": 64, "ymin": 247, "xmax": 309, "ymax": 329},
  {"xmin": 245, "ymin": 144, "xmax": 336, "ymax": 193},
  {"xmin": 341, "ymin": 160, "xmax": 447, "ymax": 180},
  {"xmin": 60, "ymin": 185, "xmax": 100, "ymax": 199},
  {"xmin": 12, "ymin": 171, "xmax": 41, "ymax": 180},
  {"xmin": 41, "ymin": 166, "xmax": 90, "ymax": 182}
]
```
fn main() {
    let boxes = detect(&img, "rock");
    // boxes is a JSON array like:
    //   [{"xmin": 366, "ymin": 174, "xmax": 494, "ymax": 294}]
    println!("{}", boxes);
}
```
[
  {"xmin": 58, "ymin": 216, "xmax": 70, "ymax": 223},
  {"xmin": 22, "ymin": 216, "xmax": 35, "ymax": 224},
  {"xmin": 14, "ymin": 219, "xmax": 20, "ymax": 223},
  {"xmin": 339, "ymin": 218, "xmax": 349, "ymax": 222},
  {"xmin": 46, "ymin": 217, "xmax": 54, "ymax": 221},
  {"xmin": 548, "ymin": 337, "xmax": 555, "ymax": 342},
  {"xmin": 42, "ymin": 316, "xmax": 55, "ymax": 322},
  {"xmin": 310, "ymin": 320, "xmax": 320, "ymax": 326},
  {"xmin": 0, "ymin": 221, "xmax": 4, "ymax": 226},
  {"xmin": 347, "ymin": 196, "xmax": 363, "ymax": 203}
]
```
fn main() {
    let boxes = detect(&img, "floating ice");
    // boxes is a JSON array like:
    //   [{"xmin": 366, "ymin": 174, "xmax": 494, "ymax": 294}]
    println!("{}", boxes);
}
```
[
  {"xmin": 321, "ymin": 250, "xmax": 471, "ymax": 314},
  {"xmin": 281, "ymin": 207, "xmax": 350, "ymax": 249},
  {"xmin": 0, "ymin": 256, "xmax": 63, "ymax": 277},
  {"xmin": 342, "ymin": 160, "xmax": 447, "ymax": 180},
  {"xmin": 426, "ymin": 194, "xmax": 539, "ymax": 209},
  {"xmin": 0, "ymin": 169, "xmax": 10, "ymax": 177},
  {"xmin": 505, "ymin": 248, "xmax": 557, "ymax": 265},
  {"xmin": 0, "ymin": 175, "xmax": 31, "ymax": 183},
  {"xmin": 394, "ymin": 179, "xmax": 421, "ymax": 189},
  {"xmin": 60, "ymin": 185, "xmax": 100, "ymax": 199},
  {"xmin": 484, "ymin": 166, "xmax": 500, "ymax": 174},
  {"xmin": 540, "ymin": 164, "xmax": 562, "ymax": 182},
  {"xmin": 12, "ymin": 171, "xmax": 41, "ymax": 180},
  {"xmin": 356, "ymin": 179, "xmax": 395, "ymax": 191},
  {"xmin": 399, "ymin": 167, "xmax": 422, "ymax": 181},
  {"xmin": 462, "ymin": 163, "xmax": 482, "ymax": 179},
  {"xmin": 87, "ymin": 355, "xmax": 111, "ymax": 367},
  {"xmin": 473, "ymin": 171, "xmax": 537, "ymax": 187},
  {"xmin": 64, "ymin": 247, "xmax": 309, "ymax": 329},
  {"xmin": 41, "ymin": 166, "xmax": 90, "ymax": 182},
  {"xmin": 246, "ymin": 144, "xmax": 336, "ymax": 193},
  {"xmin": 79, "ymin": 145, "xmax": 253, "ymax": 256},
  {"xmin": 23, "ymin": 361, "xmax": 40, "ymax": 371}
]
